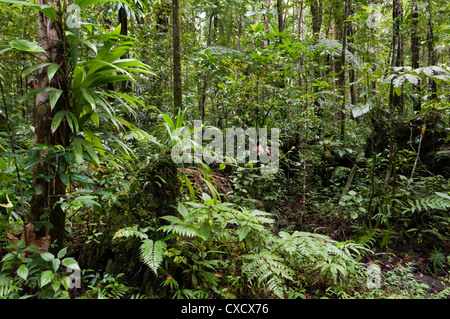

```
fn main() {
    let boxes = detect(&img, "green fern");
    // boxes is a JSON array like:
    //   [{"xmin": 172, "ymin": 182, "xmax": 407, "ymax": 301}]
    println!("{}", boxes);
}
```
[
  {"xmin": 158, "ymin": 215, "xmax": 206, "ymax": 239},
  {"xmin": 401, "ymin": 192, "xmax": 450, "ymax": 214},
  {"xmin": 275, "ymin": 231, "xmax": 371, "ymax": 287},
  {"xmin": 140, "ymin": 239, "xmax": 167, "ymax": 275},
  {"xmin": 0, "ymin": 274, "xmax": 18, "ymax": 299},
  {"xmin": 113, "ymin": 225, "xmax": 149, "ymax": 240},
  {"xmin": 399, "ymin": 192, "xmax": 450, "ymax": 241},
  {"xmin": 241, "ymin": 250, "xmax": 294, "ymax": 298}
]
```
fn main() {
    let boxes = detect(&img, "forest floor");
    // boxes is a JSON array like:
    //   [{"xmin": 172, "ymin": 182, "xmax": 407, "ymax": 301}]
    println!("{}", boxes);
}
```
[{"xmin": 272, "ymin": 193, "xmax": 450, "ymax": 298}]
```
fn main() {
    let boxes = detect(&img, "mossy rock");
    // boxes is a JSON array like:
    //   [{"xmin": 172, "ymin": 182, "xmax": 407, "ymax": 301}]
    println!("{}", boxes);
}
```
[{"xmin": 84, "ymin": 158, "xmax": 180, "ymax": 294}]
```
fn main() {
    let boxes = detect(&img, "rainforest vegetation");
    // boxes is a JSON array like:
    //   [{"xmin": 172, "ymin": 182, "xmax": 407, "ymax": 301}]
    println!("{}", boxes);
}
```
[{"xmin": 0, "ymin": 0, "xmax": 449, "ymax": 300}]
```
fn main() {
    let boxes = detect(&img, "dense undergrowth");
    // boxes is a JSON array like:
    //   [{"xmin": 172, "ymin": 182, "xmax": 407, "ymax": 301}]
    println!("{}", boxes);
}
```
[
  {"xmin": 1, "ymin": 0, "xmax": 450, "ymax": 300},
  {"xmin": 1, "ymin": 132, "xmax": 449, "ymax": 299}
]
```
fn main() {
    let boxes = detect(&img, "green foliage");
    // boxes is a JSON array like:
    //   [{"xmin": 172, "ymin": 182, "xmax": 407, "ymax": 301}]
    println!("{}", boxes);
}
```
[
  {"xmin": 83, "ymin": 271, "xmax": 136, "ymax": 299},
  {"xmin": 113, "ymin": 193, "xmax": 372, "ymax": 298},
  {"xmin": 1, "ymin": 0, "xmax": 450, "ymax": 300},
  {"xmin": 0, "ymin": 240, "xmax": 80, "ymax": 299}
]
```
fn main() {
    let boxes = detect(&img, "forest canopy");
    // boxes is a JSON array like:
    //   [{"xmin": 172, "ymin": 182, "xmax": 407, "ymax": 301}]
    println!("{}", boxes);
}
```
[{"xmin": 0, "ymin": 0, "xmax": 449, "ymax": 300}]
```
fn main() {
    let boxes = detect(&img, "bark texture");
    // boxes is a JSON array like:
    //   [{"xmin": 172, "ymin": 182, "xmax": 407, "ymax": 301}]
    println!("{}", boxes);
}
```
[{"xmin": 31, "ymin": 0, "xmax": 69, "ymax": 252}]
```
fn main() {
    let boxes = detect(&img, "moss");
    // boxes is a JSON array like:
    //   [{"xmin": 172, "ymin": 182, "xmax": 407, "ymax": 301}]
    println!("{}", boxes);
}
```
[{"xmin": 109, "ymin": 157, "xmax": 180, "ymax": 231}]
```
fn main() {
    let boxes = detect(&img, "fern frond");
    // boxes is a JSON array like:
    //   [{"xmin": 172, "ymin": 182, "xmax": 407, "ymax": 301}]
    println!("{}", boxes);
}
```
[
  {"xmin": 158, "ymin": 215, "xmax": 206, "ymax": 239},
  {"xmin": 113, "ymin": 225, "xmax": 148, "ymax": 240},
  {"xmin": 401, "ymin": 193, "xmax": 450, "ymax": 214},
  {"xmin": 0, "ymin": 274, "xmax": 18, "ymax": 299},
  {"xmin": 140, "ymin": 239, "xmax": 167, "ymax": 275},
  {"xmin": 241, "ymin": 250, "xmax": 294, "ymax": 298}
]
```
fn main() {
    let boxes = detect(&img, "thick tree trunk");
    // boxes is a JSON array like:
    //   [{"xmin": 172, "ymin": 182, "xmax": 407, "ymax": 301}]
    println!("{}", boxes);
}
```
[
  {"xmin": 118, "ymin": 6, "xmax": 131, "ymax": 92},
  {"xmin": 172, "ymin": 0, "xmax": 183, "ymax": 113},
  {"xmin": 31, "ymin": 0, "xmax": 70, "ymax": 252},
  {"xmin": 277, "ymin": 0, "xmax": 284, "ymax": 36},
  {"xmin": 310, "ymin": 0, "xmax": 323, "ymax": 37}
]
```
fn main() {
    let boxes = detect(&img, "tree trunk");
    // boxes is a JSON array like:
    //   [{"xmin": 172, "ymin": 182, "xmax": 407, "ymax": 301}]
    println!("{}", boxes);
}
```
[
  {"xmin": 339, "ymin": 0, "xmax": 349, "ymax": 142},
  {"xmin": 172, "ymin": 0, "xmax": 182, "ymax": 113},
  {"xmin": 309, "ymin": 0, "xmax": 323, "ymax": 37},
  {"xmin": 390, "ymin": 0, "xmax": 404, "ymax": 111},
  {"xmin": 297, "ymin": 0, "xmax": 304, "ymax": 41},
  {"xmin": 276, "ymin": 0, "xmax": 285, "ymax": 88},
  {"xmin": 118, "ymin": 6, "xmax": 131, "ymax": 92},
  {"xmin": 411, "ymin": 0, "xmax": 421, "ymax": 111},
  {"xmin": 31, "ymin": 0, "xmax": 70, "ymax": 252},
  {"xmin": 277, "ymin": 0, "xmax": 284, "ymax": 37},
  {"xmin": 347, "ymin": 11, "xmax": 357, "ymax": 106},
  {"xmin": 384, "ymin": 0, "xmax": 403, "ymax": 192},
  {"xmin": 309, "ymin": 0, "xmax": 323, "ymax": 112},
  {"xmin": 425, "ymin": 0, "xmax": 437, "ymax": 100},
  {"xmin": 199, "ymin": 8, "xmax": 214, "ymax": 122}
]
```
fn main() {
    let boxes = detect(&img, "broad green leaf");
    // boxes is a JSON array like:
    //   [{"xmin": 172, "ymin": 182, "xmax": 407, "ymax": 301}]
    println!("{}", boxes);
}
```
[
  {"xmin": 81, "ymin": 88, "xmax": 96, "ymax": 110},
  {"xmin": 47, "ymin": 63, "xmax": 60, "ymax": 82},
  {"xmin": 61, "ymin": 276, "xmax": 70, "ymax": 290},
  {"xmin": 22, "ymin": 63, "xmax": 53, "ymax": 77},
  {"xmin": 91, "ymin": 112, "xmax": 100, "ymax": 128},
  {"xmin": 17, "ymin": 264, "xmax": 28, "ymax": 280},
  {"xmin": 73, "ymin": 137, "xmax": 83, "ymax": 163},
  {"xmin": 60, "ymin": 173, "xmax": 70, "ymax": 185},
  {"xmin": 51, "ymin": 111, "xmax": 66, "ymax": 133},
  {"xmin": 177, "ymin": 202, "xmax": 189, "ymax": 217},
  {"xmin": 69, "ymin": 172, "xmax": 93, "ymax": 184},
  {"xmin": 10, "ymin": 39, "xmax": 45, "ymax": 53},
  {"xmin": 51, "ymin": 281, "xmax": 61, "ymax": 293},
  {"xmin": 40, "ymin": 270, "xmax": 54, "ymax": 287},
  {"xmin": 0, "ymin": 0, "xmax": 38, "ymax": 7},
  {"xmin": 49, "ymin": 89, "xmax": 63, "ymax": 110},
  {"xmin": 74, "ymin": 195, "xmax": 100, "ymax": 207},
  {"xmin": 238, "ymin": 225, "xmax": 250, "ymax": 241},
  {"xmin": 80, "ymin": 139, "xmax": 100, "ymax": 166},
  {"xmin": 40, "ymin": 252, "xmax": 55, "ymax": 262},
  {"xmin": 39, "ymin": 5, "xmax": 57, "ymax": 21},
  {"xmin": 78, "ymin": 39, "xmax": 97, "ymax": 54},
  {"xmin": 111, "ymin": 90, "xmax": 146, "ymax": 108},
  {"xmin": 0, "ymin": 0, "xmax": 56, "ymax": 20},
  {"xmin": 84, "ymin": 129, "xmax": 104, "ymax": 157},
  {"xmin": 161, "ymin": 114, "xmax": 175, "ymax": 132},
  {"xmin": 65, "ymin": 111, "xmax": 79, "ymax": 133},
  {"xmin": 62, "ymin": 257, "xmax": 80, "ymax": 271},
  {"xmin": 52, "ymin": 258, "xmax": 61, "ymax": 272},
  {"xmin": 72, "ymin": 65, "xmax": 85, "ymax": 89},
  {"xmin": 83, "ymin": 74, "xmax": 132, "ymax": 88},
  {"xmin": 74, "ymin": 0, "xmax": 115, "ymax": 8},
  {"xmin": 19, "ymin": 87, "xmax": 58, "ymax": 103}
]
